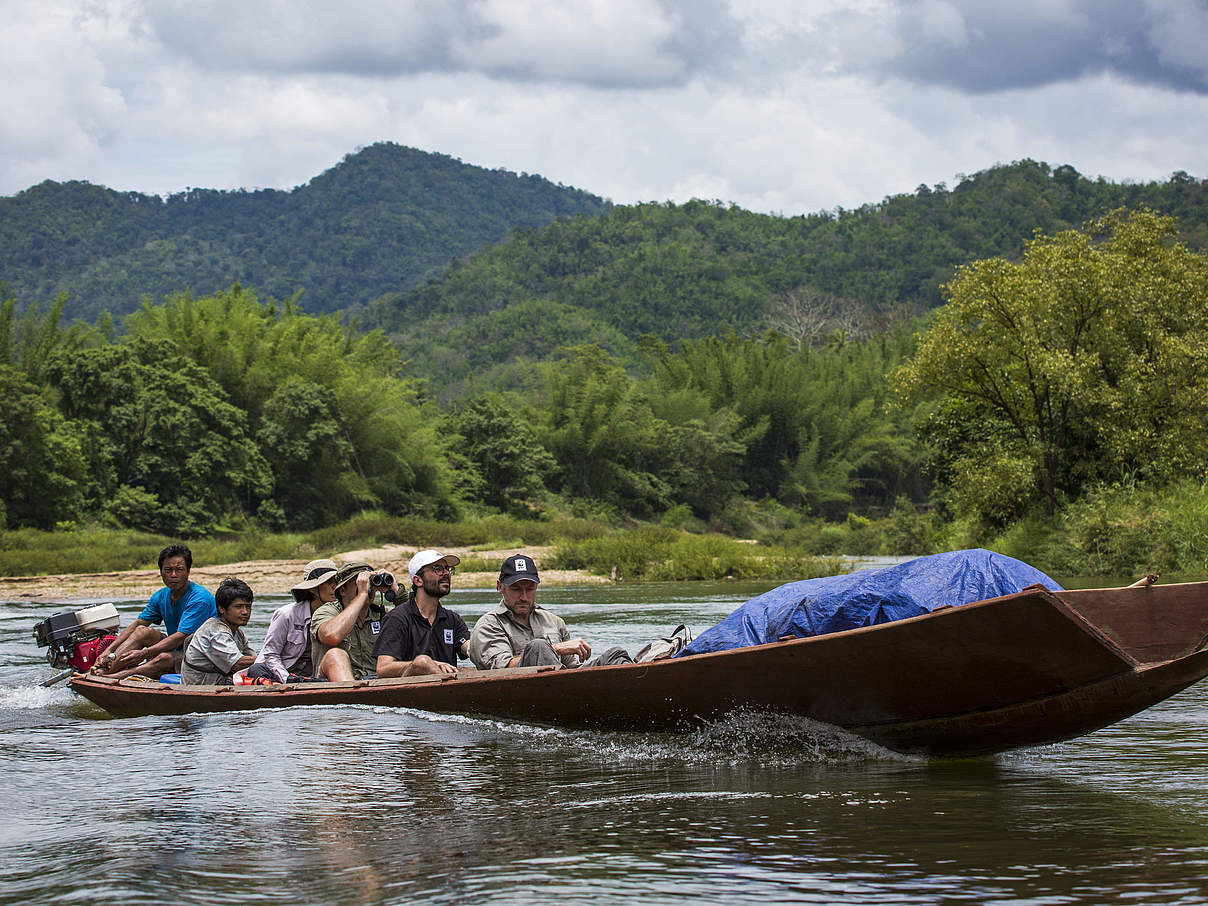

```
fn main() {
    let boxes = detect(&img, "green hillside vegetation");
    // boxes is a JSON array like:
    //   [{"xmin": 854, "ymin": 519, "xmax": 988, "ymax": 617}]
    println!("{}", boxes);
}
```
[
  {"xmin": 367, "ymin": 161, "xmax": 1208, "ymax": 396},
  {"xmin": 5, "ymin": 155, "xmax": 1208, "ymax": 580},
  {"xmin": 0, "ymin": 284, "xmax": 924, "ymax": 540},
  {"xmin": 0, "ymin": 143, "xmax": 608, "ymax": 322}
]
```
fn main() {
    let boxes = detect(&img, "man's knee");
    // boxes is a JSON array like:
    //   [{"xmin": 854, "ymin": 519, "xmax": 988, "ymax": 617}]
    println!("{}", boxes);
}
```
[
  {"xmin": 130, "ymin": 626, "xmax": 165, "ymax": 648},
  {"xmin": 144, "ymin": 652, "xmax": 175, "ymax": 678},
  {"xmin": 519, "ymin": 639, "xmax": 561, "ymax": 667},
  {"xmin": 319, "ymin": 648, "xmax": 352, "ymax": 680}
]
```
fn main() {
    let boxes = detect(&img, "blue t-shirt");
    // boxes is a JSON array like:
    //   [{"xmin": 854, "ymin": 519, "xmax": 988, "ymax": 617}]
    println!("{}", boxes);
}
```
[{"xmin": 138, "ymin": 581, "xmax": 217, "ymax": 637}]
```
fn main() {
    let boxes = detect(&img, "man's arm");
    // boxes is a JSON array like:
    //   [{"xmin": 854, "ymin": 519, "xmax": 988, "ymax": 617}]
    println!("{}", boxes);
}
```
[
  {"xmin": 94, "ymin": 618, "xmax": 152, "ymax": 672},
  {"xmin": 376, "ymin": 653, "xmax": 456, "ymax": 677},
  {"xmin": 467, "ymin": 614, "xmax": 521, "ymax": 670},
  {"xmin": 372, "ymin": 612, "xmax": 449, "ymax": 676},
  {"xmin": 315, "ymin": 574, "xmax": 373, "ymax": 647},
  {"xmin": 119, "ymin": 630, "xmax": 188, "ymax": 666},
  {"xmin": 455, "ymin": 614, "xmax": 471, "ymax": 661},
  {"xmin": 551, "ymin": 638, "xmax": 592, "ymax": 661},
  {"xmin": 190, "ymin": 627, "xmax": 255, "ymax": 677},
  {"xmin": 547, "ymin": 616, "xmax": 588, "ymax": 665}
]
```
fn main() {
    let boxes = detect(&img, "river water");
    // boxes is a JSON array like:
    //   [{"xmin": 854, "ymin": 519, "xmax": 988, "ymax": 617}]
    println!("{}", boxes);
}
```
[{"xmin": 2, "ymin": 581, "xmax": 1207, "ymax": 905}]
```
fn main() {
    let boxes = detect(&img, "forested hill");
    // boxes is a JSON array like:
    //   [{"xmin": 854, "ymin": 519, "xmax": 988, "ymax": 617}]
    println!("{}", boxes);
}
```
[
  {"xmin": 366, "ymin": 161, "xmax": 1208, "ymax": 393},
  {"xmin": 0, "ymin": 143, "xmax": 609, "ymax": 321}
]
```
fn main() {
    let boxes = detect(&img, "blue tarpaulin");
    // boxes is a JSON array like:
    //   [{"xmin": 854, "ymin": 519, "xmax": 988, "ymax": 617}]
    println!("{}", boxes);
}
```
[{"xmin": 677, "ymin": 549, "xmax": 1062, "ymax": 657}]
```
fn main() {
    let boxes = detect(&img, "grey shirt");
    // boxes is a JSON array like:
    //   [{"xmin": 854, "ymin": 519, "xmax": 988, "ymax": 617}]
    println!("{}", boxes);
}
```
[
  {"xmin": 181, "ymin": 617, "xmax": 255, "ymax": 685},
  {"xmin": 468, "ymin": 600, "xmax": 575, "ymax": 670}
]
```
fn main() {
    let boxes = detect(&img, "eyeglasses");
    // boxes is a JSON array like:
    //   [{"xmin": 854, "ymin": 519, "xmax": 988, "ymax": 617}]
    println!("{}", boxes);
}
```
[{"xmin": 426, "ymin": 564, "xmax": 455, "ymax": 575}]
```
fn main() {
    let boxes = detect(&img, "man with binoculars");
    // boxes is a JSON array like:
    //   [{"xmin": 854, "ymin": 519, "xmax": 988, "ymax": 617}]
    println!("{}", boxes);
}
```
[
  {"xmin": 310, "ymin": 561, "xmax": 399, "ymax": 681},
  {"xmin": 372, "ymin": 549, "xmax": 470, "ymax": 678}
]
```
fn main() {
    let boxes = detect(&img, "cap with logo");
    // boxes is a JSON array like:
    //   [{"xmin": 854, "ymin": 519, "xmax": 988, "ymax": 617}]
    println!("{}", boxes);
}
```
[{"xmin": 499, "ymin": 554, "xmax": 540, "ymax": 586}]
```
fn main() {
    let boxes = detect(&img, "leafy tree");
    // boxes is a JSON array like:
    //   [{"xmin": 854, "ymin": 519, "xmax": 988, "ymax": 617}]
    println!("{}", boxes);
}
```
[
  {"xmin": 45, "ymin": 339, "xmax": 273, "ymax": 534},
  {"xmin": 0, "ymin": 365, "xmax": 87, "ymax": 529},
  {"xmin": 894, "ymin": 209, "xmax": 1208, "ymax": 523},
  {"xmin": 536, "ymin": 346, "xmax": 674, "ymax": 517},
  {"xmin": 125, "ymin": 285, "xmax": 460, "ymax": 523},
  {"xmin": 257, "ymin": 378, "xmax": 356, "ymax": 526},
  {"xmin": 644, "ymin": 332, "xmax": 925, "ymax": 518},
  {"xmin": 445, "ymin": 394, "xmax": 557, "ymax": 514}
]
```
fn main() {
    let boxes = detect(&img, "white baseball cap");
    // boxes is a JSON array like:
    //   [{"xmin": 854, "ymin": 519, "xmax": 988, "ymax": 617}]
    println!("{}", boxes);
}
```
[{"xmin": 407, "ymin": 549, "xmax": 461, "ymax": 581}]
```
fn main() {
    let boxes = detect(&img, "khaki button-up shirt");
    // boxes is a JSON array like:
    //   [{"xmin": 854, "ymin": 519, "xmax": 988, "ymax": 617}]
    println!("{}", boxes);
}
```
[
  {"xmin": 468, "ymin": 600, "xmax": 574, "ymax": 670},
  {"xmin": 311, "ymin": 599, "xmax": 387, "ymax": 679}
]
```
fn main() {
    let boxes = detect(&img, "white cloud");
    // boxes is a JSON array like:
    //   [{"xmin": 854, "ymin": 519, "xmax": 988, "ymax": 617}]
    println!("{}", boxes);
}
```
[{"xmin": 0, "ymin": 0, "xmax": 1205, "ymax": 215}]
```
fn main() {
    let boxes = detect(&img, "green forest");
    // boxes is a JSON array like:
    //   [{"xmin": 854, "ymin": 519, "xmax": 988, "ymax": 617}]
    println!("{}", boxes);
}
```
[
  {"xmin": 0, "ymin": 143, "xmax": 608, "ymax": 322},
  {"xmin": 4, "ymin": 153, "xmax": 1208, "ymax": 579}
]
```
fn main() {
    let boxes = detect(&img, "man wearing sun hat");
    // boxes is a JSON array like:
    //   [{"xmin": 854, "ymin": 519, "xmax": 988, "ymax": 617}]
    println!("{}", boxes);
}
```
[
  {"xmin": 468, "ymin": 553, "xmax": 632, "ymax": 670},
  {"xmin": 373, "ymin": 549, "xmax": 469, "ymax": 678},
  {"xmin": 245, "ymin": 558, "xmax": 339, "ymax": 683},
  {"xmin": 311, "ymin": 561, "xmax": 396, "ymax": 681}
]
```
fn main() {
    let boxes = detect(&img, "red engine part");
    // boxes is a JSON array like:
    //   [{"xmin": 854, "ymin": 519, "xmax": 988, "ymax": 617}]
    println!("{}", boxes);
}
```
[{"xmin": 69, "ymin": 634, "xmax": 117, "ymax": 671}]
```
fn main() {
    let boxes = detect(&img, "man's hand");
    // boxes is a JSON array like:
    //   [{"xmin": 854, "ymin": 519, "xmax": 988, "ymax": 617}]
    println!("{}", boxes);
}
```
[
  {"xmin": 552, "ymin": 638, "xmax": 591, "ymax": 660},
  {"xmin": 356, "ymin": 571, "xmax": 373, "ymax": 594}
]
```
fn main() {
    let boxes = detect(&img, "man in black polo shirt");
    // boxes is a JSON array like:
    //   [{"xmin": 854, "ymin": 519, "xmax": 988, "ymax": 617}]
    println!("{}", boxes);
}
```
[{"xmin": 373, "ymin": 549, "xmax": 470, "ymax": 677}]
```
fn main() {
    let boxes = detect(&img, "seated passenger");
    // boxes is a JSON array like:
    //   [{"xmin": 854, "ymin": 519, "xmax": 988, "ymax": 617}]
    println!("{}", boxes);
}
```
[
  {"xmin": 311, "ymin": 562, "xmax": 395, "ymax": 681},
  {"xmin": 246, "ymin": 558, "xmax": 338, "ymax": 683},
  {"xmin": 181, "ymin": 577, "xmax": 257, "ymax": 685},
  {"xmin": 373, "ymin": 549, "xmax": 469, "ymax": 678},
  {"xmin": 468, "ymin": 555, "xmax": 632, "ymax": 670},
  {"xmin": 93, "ymin": 543, "xmax": 216, "ymax": 680}
]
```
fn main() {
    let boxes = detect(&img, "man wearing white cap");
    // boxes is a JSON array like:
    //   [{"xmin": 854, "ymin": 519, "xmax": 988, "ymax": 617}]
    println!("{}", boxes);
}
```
[
  {"xmin": 374, "ymin": 549, "xmax": 469, "ymax": 677},
  {"xmin": 246, "ymin": 558, "xmax": 339, "ymax": 683}
]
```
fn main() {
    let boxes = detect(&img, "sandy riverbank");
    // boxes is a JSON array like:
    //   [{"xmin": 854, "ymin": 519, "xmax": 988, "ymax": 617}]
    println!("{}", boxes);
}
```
[{"xmin": 0, "ymin": 545, "xmax": 608, "ymax": 602}]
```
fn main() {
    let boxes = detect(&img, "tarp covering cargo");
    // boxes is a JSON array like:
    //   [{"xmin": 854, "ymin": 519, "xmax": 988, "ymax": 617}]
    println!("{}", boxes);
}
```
[{"xmin": 677, "ymin": 549, "xmax": 1062, "ymax": 657}]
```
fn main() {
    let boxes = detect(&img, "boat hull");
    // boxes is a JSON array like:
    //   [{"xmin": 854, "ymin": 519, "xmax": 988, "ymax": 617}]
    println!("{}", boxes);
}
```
[{"xmin": 68, "ymin": 582, "xmax": 1208, "ymax": 756}]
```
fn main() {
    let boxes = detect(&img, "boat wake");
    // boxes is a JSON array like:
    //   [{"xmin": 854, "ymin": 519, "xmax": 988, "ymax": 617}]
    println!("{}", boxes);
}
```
[
  {"xmin": 395, "ymin": 705, "xmax": 915, "ymax": 765},
  {"xmin": 0, "ymin": 683, "xmax": 75, "ymax": 711}
]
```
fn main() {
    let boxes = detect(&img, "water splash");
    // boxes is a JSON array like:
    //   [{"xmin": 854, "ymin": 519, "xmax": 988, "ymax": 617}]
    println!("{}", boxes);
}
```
[{"xmin": 395, "ymin": 705, "xmax": 916, "ymax": 765}]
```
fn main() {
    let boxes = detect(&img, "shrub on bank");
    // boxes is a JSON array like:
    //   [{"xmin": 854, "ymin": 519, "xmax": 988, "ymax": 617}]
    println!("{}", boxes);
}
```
[
  {"xmin": 550, "ymin": 527, "xmax": 843, "ymax": 581},
  {"xmin": 974, "ymin": 479, "xmax": 1208, "ymax": 580}
]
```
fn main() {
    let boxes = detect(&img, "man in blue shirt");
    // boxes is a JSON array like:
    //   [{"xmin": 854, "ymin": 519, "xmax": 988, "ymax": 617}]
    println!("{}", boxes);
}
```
[{"xmin": 93, "ymin": 544, "xmax": 217, "ymax": 680}]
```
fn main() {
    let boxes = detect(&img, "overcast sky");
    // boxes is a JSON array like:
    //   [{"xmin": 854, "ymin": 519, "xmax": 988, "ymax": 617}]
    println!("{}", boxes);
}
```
[{"xmin": 3, "ymin": 0, "xmax": 1206, "ymax": 215}]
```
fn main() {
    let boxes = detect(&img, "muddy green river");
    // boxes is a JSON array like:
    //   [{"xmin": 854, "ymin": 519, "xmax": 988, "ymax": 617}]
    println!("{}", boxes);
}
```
[{"xmin": 2, "ymin": 581, "xmax": 1206, "ymax": 905}]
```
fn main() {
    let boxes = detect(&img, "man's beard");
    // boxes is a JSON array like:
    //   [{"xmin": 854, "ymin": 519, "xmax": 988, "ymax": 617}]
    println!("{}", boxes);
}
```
[{"xmin": 421, "ymin": 576, "xmax": 450, "ymax": 598}]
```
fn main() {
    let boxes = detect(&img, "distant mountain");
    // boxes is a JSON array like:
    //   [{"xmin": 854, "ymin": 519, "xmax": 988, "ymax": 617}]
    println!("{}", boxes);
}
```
[
  {"xmin": 364, "ymin": 160, "xmax": 1208, "ymax": 395},
  {"xmin": 0, "ymin": 142, "xmax": 609, "ymax": 320}
]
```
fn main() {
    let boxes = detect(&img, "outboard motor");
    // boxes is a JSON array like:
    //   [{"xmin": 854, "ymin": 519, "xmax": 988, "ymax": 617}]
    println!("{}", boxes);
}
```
[{"xmin": 32, "ymin": 603, "xmax": 121, "ymax": 671}]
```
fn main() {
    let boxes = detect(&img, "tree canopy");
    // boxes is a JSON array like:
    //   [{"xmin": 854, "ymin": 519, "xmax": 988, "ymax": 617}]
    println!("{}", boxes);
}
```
[
  {"xmin": 0, "ymin": 143, "xmax": 608, "ymax": 322},
  {"xmin": 894, "ymin": 209, "xmax": 1208, "ymax": 525}
]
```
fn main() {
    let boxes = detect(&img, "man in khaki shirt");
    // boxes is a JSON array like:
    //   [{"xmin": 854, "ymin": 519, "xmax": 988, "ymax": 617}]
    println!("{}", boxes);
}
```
[
  {"xmin": 468, "ymin": 555, "xmax": 631, "ymax": 669},
  {"xmin": 311, "ymin": 562, "xmax": 394, "ymax": 681}
]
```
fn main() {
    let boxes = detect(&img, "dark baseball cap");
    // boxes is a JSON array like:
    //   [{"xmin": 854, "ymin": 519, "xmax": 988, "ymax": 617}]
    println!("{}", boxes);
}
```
[{"xmin": 499, "ymin": 554, "xmax": 540, "ymax": 586}]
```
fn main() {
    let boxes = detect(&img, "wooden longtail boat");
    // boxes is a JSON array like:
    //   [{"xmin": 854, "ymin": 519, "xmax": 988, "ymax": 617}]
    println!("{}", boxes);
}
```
[{"xmin": 69, "ymin": 581, "xmax": 1208, "ymax": 756}]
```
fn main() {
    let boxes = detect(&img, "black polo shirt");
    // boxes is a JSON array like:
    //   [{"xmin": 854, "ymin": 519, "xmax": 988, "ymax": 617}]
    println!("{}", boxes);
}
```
[{"xmin": 372, "ymin": 599, "xmax": 470, "ymax": 667}]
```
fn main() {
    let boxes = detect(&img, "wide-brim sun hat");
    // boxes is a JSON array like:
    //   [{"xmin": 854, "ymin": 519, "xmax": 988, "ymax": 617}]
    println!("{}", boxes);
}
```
[
  {"xmin": 407, "ymin": 549, "xmax": 461, "ymax": 581},
  {"xmin": 334, "ymin": 562, "xmax": 373, "ymax": 591},
  {"xmin": 290, "ymin": 558, "xmax": 339, "ymax": 601}
]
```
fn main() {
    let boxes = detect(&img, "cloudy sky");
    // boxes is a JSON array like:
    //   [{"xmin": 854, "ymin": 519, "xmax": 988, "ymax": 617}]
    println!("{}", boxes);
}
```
[{"xmin": 3, "ymin": 0, "xmax": 1206, "ymax": 215}]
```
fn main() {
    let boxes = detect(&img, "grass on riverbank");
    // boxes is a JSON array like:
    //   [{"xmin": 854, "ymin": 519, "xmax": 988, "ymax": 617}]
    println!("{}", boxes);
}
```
[
  {"xmin": 8, "ymin": 481, "xmax": 1207, "ymax": 582},
  {"xmin": 0, "ymin": 512, "xmax": 856, "ymax": 581},
  {"xmin": 550, "ymin": 527, "xmax": 843, "ymax": 581}
]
